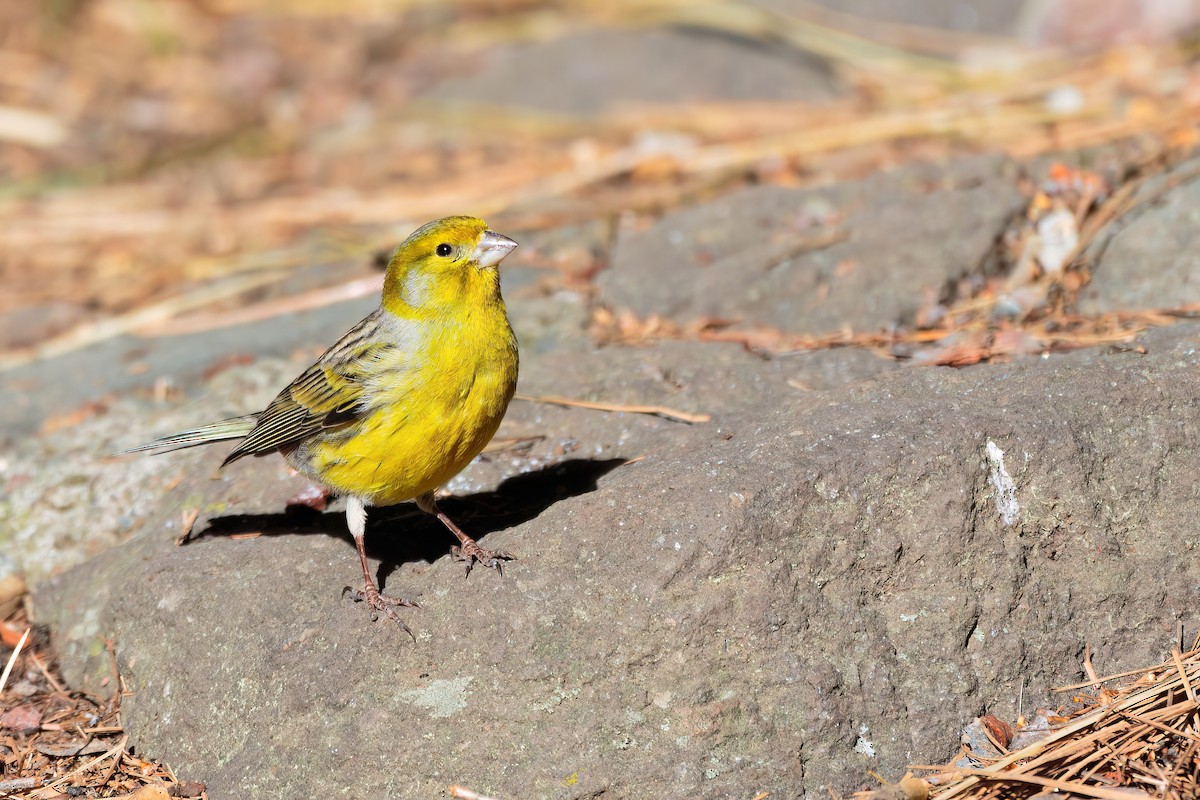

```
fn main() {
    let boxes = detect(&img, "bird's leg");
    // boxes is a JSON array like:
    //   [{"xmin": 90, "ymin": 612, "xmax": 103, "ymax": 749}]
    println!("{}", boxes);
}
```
[
  {"xmin": 341, "ymin": 495, "xmax": 418, "ymax": 636},
  {"xmin": 416, "ymin": 492, "xmax": 515, "ymax": 577}
]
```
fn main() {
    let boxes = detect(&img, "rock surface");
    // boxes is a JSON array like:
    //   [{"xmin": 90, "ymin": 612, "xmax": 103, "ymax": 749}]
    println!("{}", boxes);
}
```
[
  {"xmin": 34, "ymin": 326, "xmax": 1200, "ymax": 799},
  {"xmin": 600, "ymin": 156, "xmax": 1024, "ymax": 333},
  {"xmin": 1080, "ymin": 161, "xmax": 1200, "ymax": 313},
  {"xmin": 19, "ymin": 153, "xmax": 1200, "ymax": 799}
]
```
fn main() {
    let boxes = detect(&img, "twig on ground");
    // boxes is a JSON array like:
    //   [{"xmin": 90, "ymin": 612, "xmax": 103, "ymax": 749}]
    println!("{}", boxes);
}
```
[
  {"xmin": 514, "ymin": 393, "xmax": 711, "ymax": 424},
  {"xmin": 0, "ymin": 777, "xmax": 39, "ymax": 794},
  {"xmin": 1173, "ymin": 647, "xmax": 1198, "ymax": 704},
  {"xmin": 28, "ymin": 651, "xmax": 64, "ymax": 694},
  {"xmin": 946, "ymin": 766, "xmax": 1154, "ymax": 800},
  {"xmin": 41, "ymin": 734, "xmax": 129, "ymax": 793},
  {"xmin": 0, "ymin": 627, "xmax": 30, "ymax": 695},
  {"xmin": 0, "ymin": 271, "xmax": 290, "ymax": 372}
]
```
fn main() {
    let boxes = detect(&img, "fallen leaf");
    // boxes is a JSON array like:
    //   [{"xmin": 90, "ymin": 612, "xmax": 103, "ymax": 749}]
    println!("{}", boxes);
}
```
[
  {"xmin": 910, "ymin": 333, "xmax": 991, "ymax": 367},
  {"xmin": 991, "ymin": 328, "xmax": 1044, "ymax": 357},
  {"xmin": 978, "ymin": 714, "xmax": 1014, "ymax": 748},
  {"xmin": 0, "ymin": 574, "xmax": 25, "ymax": 620},
  {"xmin": 39, "ymin": 400, "xmax": 109, "ymax": 434},
  {"xmin": 36, "ymin": 738, "xmax": 114, "ymax": 757},
  {"xmin": 202, "ymin": 352, "xmax": 255, "ymax": 380},
  {"xmin": 0, "ymin": 704, "xmax": 42, "ymax": 734}
]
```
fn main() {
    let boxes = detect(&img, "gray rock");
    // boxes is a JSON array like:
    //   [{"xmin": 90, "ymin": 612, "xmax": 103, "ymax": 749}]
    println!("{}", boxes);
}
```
[
  {"xmin": 425, "ymin": 27, "xmax": 840, "ymax": 114},
  {"xmin": 599, "ymin": 156, "xmax": 1024, "ymax": 334},
  {"xmin": 1080, "ymin": 159, "xmax": 1200, "ymax": 313},
  {"xmin": 35, "ymin": 332, "xmax": 1200, "ymax": 798},
  {"xmin": 18, "ymin": 139, "xmax": 1200, "ymax": 800}
]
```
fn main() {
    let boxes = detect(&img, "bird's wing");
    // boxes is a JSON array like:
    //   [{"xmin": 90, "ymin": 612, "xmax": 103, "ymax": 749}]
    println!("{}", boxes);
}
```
[{"xmin": 222, "ymin": 312, "xmax": 402, "ymax": 465}]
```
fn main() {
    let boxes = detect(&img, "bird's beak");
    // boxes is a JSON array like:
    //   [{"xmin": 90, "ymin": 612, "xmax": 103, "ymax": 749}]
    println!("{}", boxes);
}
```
[{"xmin": 473, "ymin": 230, "xmax": 518, "ymax": 268}]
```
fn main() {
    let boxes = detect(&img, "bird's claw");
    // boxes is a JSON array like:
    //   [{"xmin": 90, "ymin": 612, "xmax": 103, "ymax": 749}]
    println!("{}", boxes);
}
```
[
  {"xmin": 450, "ymin": 541, "xmax": 515, "ymax": 577},
  {"xmin": 342, "ymin": 585, "xmax": 419, "ymax": 639}
]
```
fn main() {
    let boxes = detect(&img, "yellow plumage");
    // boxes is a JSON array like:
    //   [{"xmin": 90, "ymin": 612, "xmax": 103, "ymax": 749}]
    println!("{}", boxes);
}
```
[
  {"xmin": 289, "ymin": 217, "xmax": 518, "ymax": 505},
  {"xmin": 123, "ymin": 216, "xmax": 520, "ymax": 635}
]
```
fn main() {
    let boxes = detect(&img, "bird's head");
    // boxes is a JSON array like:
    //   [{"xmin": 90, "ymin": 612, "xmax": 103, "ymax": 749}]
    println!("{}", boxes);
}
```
[{"xmin": 382, "ymin": 216, "xmax": 518, "ymax": 315}]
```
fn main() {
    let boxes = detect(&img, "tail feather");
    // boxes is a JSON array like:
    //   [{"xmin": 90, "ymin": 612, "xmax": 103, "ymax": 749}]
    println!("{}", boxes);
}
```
[{"xmin": 114, "ymin": 413, "xmax": 260, "ymax": 456}]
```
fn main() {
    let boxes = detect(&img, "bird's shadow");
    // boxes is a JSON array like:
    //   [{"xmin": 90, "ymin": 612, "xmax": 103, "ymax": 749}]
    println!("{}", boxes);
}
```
[{"xmin": 190, "ymin": 458, "xmax": 625, "ymax": 592}]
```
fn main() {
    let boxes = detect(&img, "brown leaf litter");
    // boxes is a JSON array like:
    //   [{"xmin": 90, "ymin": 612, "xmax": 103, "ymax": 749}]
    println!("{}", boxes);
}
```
[
  {"xmin": 859, "ymin": 640, "xmax": 1200, "ymax": 800},
  {"xmin": 0, "ymin": 596, "xmax": 205, "ymax": 799},
  {"xmin": 590, "ymin": 156, "xmax": 1200, "ymax": 366}
]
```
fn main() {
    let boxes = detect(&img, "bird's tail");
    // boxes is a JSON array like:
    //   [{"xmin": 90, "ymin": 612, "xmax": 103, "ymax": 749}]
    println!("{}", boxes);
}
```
[{"xmin": 114, "ymin": 413, "xmax": 259, "ymax": 456}]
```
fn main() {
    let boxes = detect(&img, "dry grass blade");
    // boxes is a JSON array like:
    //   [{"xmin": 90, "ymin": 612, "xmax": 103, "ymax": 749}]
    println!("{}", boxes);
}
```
[
  {"xmin": 1173, "ymin": 647, "xmax": 1198, "ymax": 704},
  {"xmin": 922, "ymin": 647, "xmax": 1200, "ymax": 800},
  {"xmin": 1055, "ymin": 665, "xmax": 1164, "ymax": 692},
  {"xmin": 133, "ymin": 274, "xmax": 384, "ymax": 338},
  {"xmin": 37, "ymin": 734, "xmax": 129, "ymax": 795},
  {"xmin": 1112, "ymin": 706, "xmax": 1200, "ymax": 744},
  {"xmin": 0, "ymin": 270, "xmax": 291, "ymax": 372},
  {"xmin": 0, "ymin": 104, "xmax": 68, "ymax": 148},
  {"xmin": 514, "ymin": 393, "xmax": 711, "ymax": 423},
  {"xmin": 946, "ymin": 767, "xmax": 1154, "ymax": 800},
  {"xmin": 28, "ymin": 651, "xmax": 64, "ymax": 695},
  {"xmin": 592, "ymin": 0, "xmax": 958, "ymax": 78},
  {"xmin": 0, "ymin": 627, "xmax": 30, "ymax": 695}
]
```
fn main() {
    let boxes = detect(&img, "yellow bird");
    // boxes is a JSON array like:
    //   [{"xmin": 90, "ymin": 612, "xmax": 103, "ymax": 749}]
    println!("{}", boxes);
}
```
[{"xmin": 123, "ymin": 216, "xmax": 520, "ymax": 634}]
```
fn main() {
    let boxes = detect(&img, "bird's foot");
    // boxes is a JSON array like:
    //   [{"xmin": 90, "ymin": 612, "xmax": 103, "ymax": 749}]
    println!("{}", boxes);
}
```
[
  {"xmin": 420, "ymin": 497, "xmax": 516, "ymax": 578},
  {"xmin": 451, "ymin": 538, "xmax": 515, "ymax": 577},
  {"xmin": 342, "ymin": 585, "xmax": 419, "ymax": 639},
  {"xmin": 286, "ymin": 484, "xmax": 332, "ymax": 512}
]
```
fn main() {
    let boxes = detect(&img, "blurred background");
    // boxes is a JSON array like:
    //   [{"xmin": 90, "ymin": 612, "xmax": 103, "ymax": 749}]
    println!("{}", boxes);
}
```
[{"xmin": 4, "ymin": 0, "xmax": 1200, "ymax": 436}]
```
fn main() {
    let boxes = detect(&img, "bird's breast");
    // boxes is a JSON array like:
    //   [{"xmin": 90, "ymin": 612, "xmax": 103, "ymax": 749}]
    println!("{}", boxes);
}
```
[{"xmin": 305, "ymin": 310, "xmax": 518, "ymax": 505}]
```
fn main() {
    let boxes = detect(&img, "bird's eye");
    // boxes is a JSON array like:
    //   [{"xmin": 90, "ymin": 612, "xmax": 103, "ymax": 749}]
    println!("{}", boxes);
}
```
[{"xmin": 436, "ymin": 243, "xmax": 453, "ymax": 257}]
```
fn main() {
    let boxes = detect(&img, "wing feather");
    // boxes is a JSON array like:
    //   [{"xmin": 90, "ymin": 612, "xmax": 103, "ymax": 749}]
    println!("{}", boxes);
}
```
[{"xmin": 222, "ymin": 312, "xmax": 399, "ymax": 465}]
